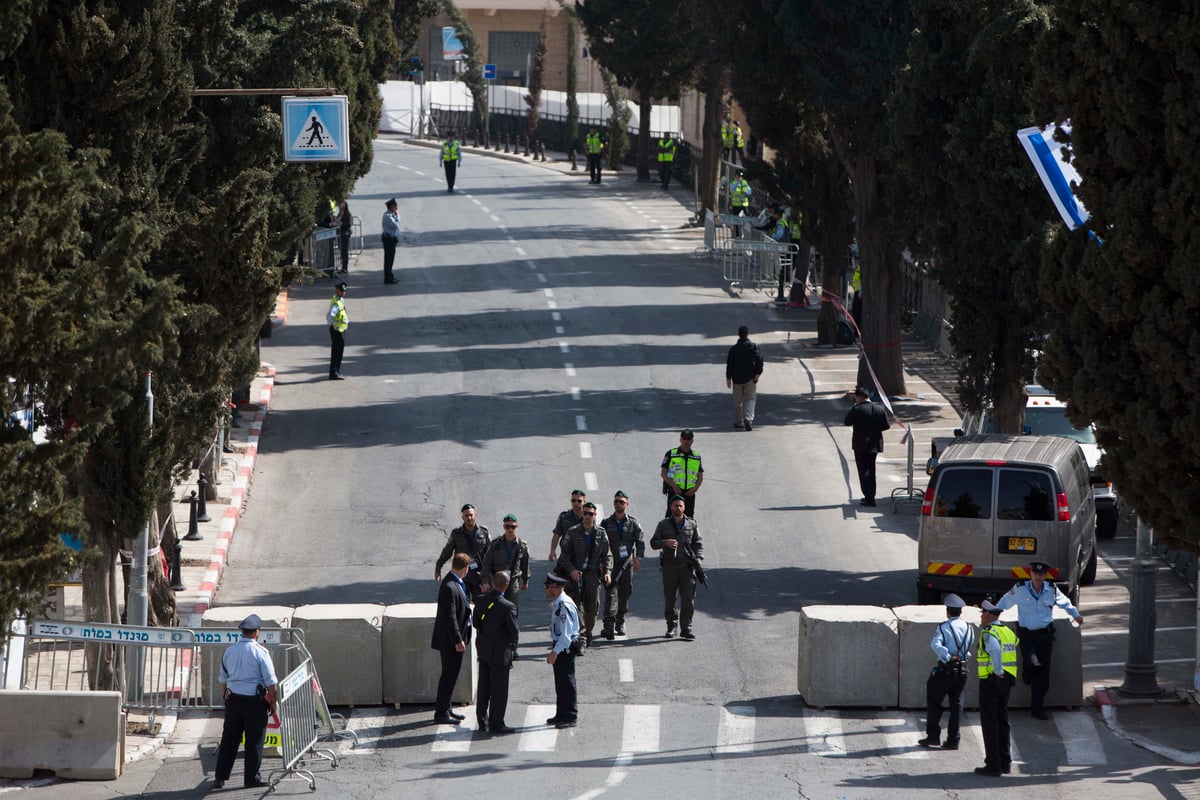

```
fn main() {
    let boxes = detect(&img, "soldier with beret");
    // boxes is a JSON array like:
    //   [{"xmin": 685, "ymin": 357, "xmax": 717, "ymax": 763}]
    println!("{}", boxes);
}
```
[
  {"xmin": 479, "ymin": 513, "xmax": 531, "ymax": 616},
  {"xmin": 650, "ymin": 494, "xmax": 703, "ymax": 640},
  {"xmin": 549, "ymin": 489, "xmax": 586, "ymax": 563},
  {"xmin": 995, "ymin": 560, "xmax": 1083, "ymax": 720},
  {"xmin": 213, "ymin": 614, "xmax": 278, "ymax": 790},
  {"xmin": 556, "ymin": 500, "xmax": 611, "ymax": 648},
  {"xmin": 600, "ymin": 490, "xmax": 645, "ymax": 639},
  {"xmin": 918, "ymin": 594, "xmax": 975, "ymax": 750},
  {"xmin": 435, "ymin": 504, "xmax": 490, "ymax": 600}
]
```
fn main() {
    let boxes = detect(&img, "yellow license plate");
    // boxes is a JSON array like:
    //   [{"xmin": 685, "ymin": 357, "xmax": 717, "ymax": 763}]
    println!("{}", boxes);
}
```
[{"xmin": 1008, "ymin": 537, "xmax": 1036, "ymax": 552}]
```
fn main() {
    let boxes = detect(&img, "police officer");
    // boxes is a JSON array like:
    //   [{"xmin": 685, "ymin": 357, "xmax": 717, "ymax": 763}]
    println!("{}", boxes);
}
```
[
  {"xmin": 549, "ymin": 489, "xmax": 586, "ymax": 562},
  {"xmin": 556, "ymin": 501, "xmax": 611, "ymax": 648},
  {"xmin": 976, "ymin": 600, "xmax": 1018, "ymax": 777},
  {"xmin": 600, "ymin": 490, "xmax": 645, "ymax": 639},
  {"xmin": 650, "ymin": 494, "xmax": 703, "ymax": 640},
  {"xmin": 544, "ymin": 572, "xmax": 580, "ymax": 729},
  {"xmin": 728, "ymin": 170, "xmax": 751, "ymax": 238},
  {"xmin": 585, "ymin": 126, "xmax": 605, "ymax": 184},
  {"xmin": 479, "ymin": 513, "xmax": 530, "ymax": 616},
  {"xmin": 326, "ymin": 281, "xmax": 348, "ymax": 380},
  {"xmin": 661, "ymin": 429, "xmax": 703, "ymax": 517},
  {"xmin": 918, "ymin": 594, "xmax": 975, "ymax": 750},
  {"xmin": 721, "ymin": 118, "xmax": 735, "ymax": 162},
  {"xmin": 213, "ymin": 614, "xmax": 278, "ymax": 790},
  {"xmin": 657, "ymin": 131, "xmax": 677, "ymax": 190},
  {"xmin": 994, "ymin": 560, "xmax": 1084, "ymax": 719},
  {"xmin": 440, "ymin": 130, "xmax": 461, "ymax": 192},
  {"xmin": 435, "ymin": 504, "xmax": 490, "ymax": 600}
]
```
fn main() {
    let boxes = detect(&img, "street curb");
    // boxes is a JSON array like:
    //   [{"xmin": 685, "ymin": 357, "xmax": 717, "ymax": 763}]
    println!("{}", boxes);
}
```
[{"xmin": 1095, "ymin": 687, "xmax": 1200, "ymax": 764}]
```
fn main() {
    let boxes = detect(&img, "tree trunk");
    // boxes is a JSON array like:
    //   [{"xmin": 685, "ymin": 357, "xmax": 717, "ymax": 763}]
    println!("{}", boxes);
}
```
[
  {"xmin": 698, "ymin": 65, "xmax": 726, "ymax": 217},
  {"xmin": 82, "ymin": 538, "xmax": 119, "ymax": 690},
  {"xmin": 818, "ymin": 248, "xmax": 847, "ymax": 345},
  {"xmin": 636, "ymin": 91, "xmax": 652, "ymax": 182}
]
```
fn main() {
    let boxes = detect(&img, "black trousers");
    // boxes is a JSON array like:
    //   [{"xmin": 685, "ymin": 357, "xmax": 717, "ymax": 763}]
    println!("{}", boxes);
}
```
[
  {"xmin": 435, "ymin": 647, "xmax": 464, "ymax": 716},
  {"xmin": 979, "ymin": 673, "xmax": 1013, "ymax": 769},
  {"xmin": 444, "ymin": 161, "xmax": 457, "ymax": 191},
  {"xmin": 552, "ymin": 650, "xmax": 577, "ymax": 722},
  {"xmin": 587, "ymin": 153, "xmax": 602, "ymax": 183},
  {"xmin": 215, "ymin": 693, "xmax": 268, "ymax": 785},
  {"xmin": 603, "ymin": 565, "xmax": 634, "ymax": 628},
  {"xmin": 659, "ymin": 162, "xmax": 672, "ymax": 189},
  {"xmin": 382, "ymin": 235, "xmax": 397, "ymax": 281},
  {"xmin": 661, "ymin": 563, "xmax": 697, "ymax": 631},
  {"xmin": 338, "ymin": 230, "xmax": 350, "ymax": 271},
  {"xmin": 1017, "ymin": 625, "xmax": 1055, "ymax": 712},
  {"xmin": 924, "ymin": 662, "xmax": 967, "ymax": 743},
  {"xmin": 476, "ymin": 657, "xmax": 511, "ymax": 727},
  {"xmin": 853, "ymin": 447, "xmax": 878, "ymax": 502},
  {"xmin": 329, "ymin": 327, "xmax": 344, "ymax": 377}
]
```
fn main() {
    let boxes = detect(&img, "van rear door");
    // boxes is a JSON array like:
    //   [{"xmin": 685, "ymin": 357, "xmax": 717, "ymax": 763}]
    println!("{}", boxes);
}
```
[
  {"xmin": 924, "ymin": 467, "xmax": 994, "ymax": 580},
  {"xmin": 992, "ymin": 466, "xmax": 1060, "ymax": 579}
]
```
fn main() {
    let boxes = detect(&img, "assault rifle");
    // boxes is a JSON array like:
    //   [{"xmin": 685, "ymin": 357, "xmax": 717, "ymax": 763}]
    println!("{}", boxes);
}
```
[{"xmin": 679, "ymin": 541, "xmax": 708, "ymax": 592}]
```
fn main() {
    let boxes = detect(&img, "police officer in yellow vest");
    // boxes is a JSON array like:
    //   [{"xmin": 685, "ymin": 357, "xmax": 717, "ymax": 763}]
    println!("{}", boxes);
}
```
[
  {"xmin": 721, "ymin": 119, "xmax": 735, "ymax": 162},
  {"xmin": 326, "ymin": 281, "xmax": 349, "ymax": 380},
  {"xmin": 729, "ymin": 170, "xmax": 751, "ymax": 238},
  {"xmin": 585, "ymin": 126, "xmax": 605, "ymax": 184},
  {"xmin": 441, "ymin": 130, "xmax": 462, "ymax": 193},
  {"xmin": 733, "ymin": 120, "xmax": 745, "ymax": 163},
  {"xmin": 660, "ymin": 429, "xmax": 703, "ymax": 517},
  {"xmin": 657, "ymin": 132, "xmax": 677, "ymax": 190},
  {"xmin": 976, "ymin": 600, "xmax": 1018, "ymax": 777}
]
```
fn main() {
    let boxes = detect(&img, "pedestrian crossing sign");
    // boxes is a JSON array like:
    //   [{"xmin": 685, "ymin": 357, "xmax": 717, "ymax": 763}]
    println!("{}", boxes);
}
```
[{"xmin": 282, "ymin": 96, "xmax": 350, "ymax": 163}]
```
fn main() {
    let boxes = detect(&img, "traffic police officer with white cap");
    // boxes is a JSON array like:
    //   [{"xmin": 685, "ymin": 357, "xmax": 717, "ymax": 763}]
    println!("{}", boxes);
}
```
[
  {"xmin": 213, "ymin": 614, "xmax": 278, "ymax": 790},
  {"xmin": 994, "ymin": 560, "xmax": 1083, "ymax": 719},
  {"xmin": 918, "ymin": 593, "xmax": 975, "ymax": 750},
  {"xmin": 976, "ymin": 599, "xmax": 1018, "ymax": 777}
]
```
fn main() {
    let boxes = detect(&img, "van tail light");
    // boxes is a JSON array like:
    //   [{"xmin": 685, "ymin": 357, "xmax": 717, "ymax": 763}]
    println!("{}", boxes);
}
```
[
  {"xmin": 921, "ymin": 486, "xmax": 934, "ymax": 516},
  {"xmin": 1056, "ymin": 492, "xmax": 1070, "ymax": 521}
]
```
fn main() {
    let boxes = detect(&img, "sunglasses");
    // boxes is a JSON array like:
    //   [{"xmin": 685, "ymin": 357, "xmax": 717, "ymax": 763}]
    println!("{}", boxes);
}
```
[
  {"xmin": 503, "ymin": 524, "xmax": 517, "ymax": 529},
  {"xmin": 613, "ymin": 500, "xmax": 627, "ymax": 505},
  {"xmin": 582, "ymin": 512, "xmax": 596, "ymax": 517},
  {"xmin": 571, "ymin": 498, "xmax": 584, "ymax": 503}
]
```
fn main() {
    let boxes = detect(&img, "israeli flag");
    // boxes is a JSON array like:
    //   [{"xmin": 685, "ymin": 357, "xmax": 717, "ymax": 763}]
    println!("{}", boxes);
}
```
[{"xmin": 1017, "ymin": 123, "xmax": 1090, "ymax": 230}]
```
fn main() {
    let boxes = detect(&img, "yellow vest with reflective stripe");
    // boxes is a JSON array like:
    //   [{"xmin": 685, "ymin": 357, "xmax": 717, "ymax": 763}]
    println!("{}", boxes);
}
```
[
  {"xmin": 977, "ymin": 622, "xmax": 1018, "ymax": 678},
  {"xmin": 658, "ymin": 138, "xmax": 676, "ymax": 162},
  {"xmin": 442, "ymin": 140, "xmax": 460, "ymax": 161},
  {"xmin": 666, "ymin": 448, "xmax": 701, "ymax": 490},
  {"xmin": 585, "ymin": 132, "xmax": 604, "ymax": 154},
  {"xmin": 730, "ymin": 178, "xmax": 750, "ymax": 208},
  {"xmin": 721, "ymin": 124, "xmax": 734, "ymax": 148},
  {"xmin": 734, "ymin": 126, "xmax": 744, "ymax": 148},
  {"xmin": 329, "ymin": 296, "xmax": 348, "ymax": 333}
]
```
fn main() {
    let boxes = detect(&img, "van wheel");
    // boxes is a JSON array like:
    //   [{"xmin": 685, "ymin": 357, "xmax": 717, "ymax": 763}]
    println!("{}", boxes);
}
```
[
  {"xmin": 1067, "ymin": 583, "xmax": 1081, "ymax": 606},
  {"xmin": 1097, "ymin": 508, "xmax": 1118, "ymax": 539},
  {"xmin": 1080, "ymin": 546, "xmax": 1098, "ymax": 585}
]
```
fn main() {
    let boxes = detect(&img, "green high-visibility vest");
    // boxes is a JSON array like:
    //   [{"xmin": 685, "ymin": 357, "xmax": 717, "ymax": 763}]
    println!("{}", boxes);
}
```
[
  {"xmin": 442, "ymin": 140, "xmax": 460, "ymax": 161},
  {"xmin": 665, "ymin": 448, "xmax": 701, "ymax": 490},
  {"xmin": 734, "ymin": 126, "xmax": 744, "ymax": 148},
  {"xmin": 977, "ymin": 623, "xmax": 1018, "ymax": 678},
  {"xmin": 730, "ymin": 178, "xmax": 750, "ymax": 208},
  {"xmin": 329, "ymin": 296, "xmax": 348, "ymax": 333},
  {"xmin": 721, "ymin": 124, "xmax": 734, "ymax": 148},
  {"xmin": 585, "ymin": 132, "xmax": 604, "ymax": 154},
  {"xmin": 658, "ymin": 138, "xmax": 676, "ymax": 163}
]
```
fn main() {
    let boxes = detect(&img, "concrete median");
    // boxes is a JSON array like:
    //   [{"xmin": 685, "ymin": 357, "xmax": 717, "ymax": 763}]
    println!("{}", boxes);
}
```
[
  {"xmin": 293, "ymin": 604, "xmax": 385, "ymax": 706},
  {"xmin": 798, "ymin": 605, "xmax": 899, "ymax": 707},
  {"xmin": 382, "ymin": 604, "xmax": 474, "ymax": 706},
  {"xmin": 0, "ymin": 690, "xmax": 124, "ymax": 779}
]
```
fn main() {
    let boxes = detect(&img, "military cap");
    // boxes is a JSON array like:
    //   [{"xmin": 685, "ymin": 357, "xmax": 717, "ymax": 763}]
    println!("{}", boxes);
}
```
[
  {"xmin": 668, "ymin": 494, "xmax": 686, "ymax": 505},
  {"xmin": 613, "ymin": 490, "xmax": 628, "ymax": 499},
  {"xmin": 502, "ymin": 513, "xmax": 517, "ymax": 522},
  {"xmin": 461, "ymin": 503, "xmax": 474, "ymax": 512}
]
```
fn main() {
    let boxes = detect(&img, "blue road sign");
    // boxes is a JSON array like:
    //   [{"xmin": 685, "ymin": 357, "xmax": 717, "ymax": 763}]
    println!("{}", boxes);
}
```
[
  {"xmin": 283, "ymin": 96, "xmax": 350, "ymax": 163},
  {"xmin": 483, "ymin": 63, "xmax": 497, "ymax": 81}
]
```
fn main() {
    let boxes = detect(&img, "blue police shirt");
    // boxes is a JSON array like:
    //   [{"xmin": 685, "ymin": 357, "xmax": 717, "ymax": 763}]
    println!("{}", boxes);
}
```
[
  {"xmin": 219, "ymin": 636, "xmax": 278, "ymax": 696},
  {"xmin": 549, "ymin": 592, "xmax": 580, "ymax": 655},
  {"xmin": 996, "ymin": 580, "xmax": 1081, "ymax": 630},
  {"xmin": 931, "ymin": 617, "xmax": 975, "ymax": 664}
]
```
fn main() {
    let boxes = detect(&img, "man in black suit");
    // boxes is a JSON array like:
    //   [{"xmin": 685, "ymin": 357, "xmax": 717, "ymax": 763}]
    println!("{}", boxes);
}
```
[
  {"xmin": 843, "ymin": 386, "xmax": 891, "ymax": 506},
  {"xmin": 431, "ymin": 552, "xmax": 473, "ymax": 724},
  {"xmin": 473, "ymin": 570, "xmax": 520, "ymax": 734}
]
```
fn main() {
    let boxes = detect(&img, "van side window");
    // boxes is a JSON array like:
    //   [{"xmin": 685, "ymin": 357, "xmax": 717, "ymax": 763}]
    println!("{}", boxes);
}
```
[
  {"xmin": 997, "ymin": 469, "xmax": 1055, "ymax": 521},
  {"xmin": 933, "ymin": 468, "xmax": 992, "ymax": 518}
]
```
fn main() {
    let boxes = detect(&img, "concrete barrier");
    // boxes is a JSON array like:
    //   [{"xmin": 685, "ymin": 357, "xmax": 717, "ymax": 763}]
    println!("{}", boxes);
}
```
[
  {"xmin": 896, "ymin": 605, "xmax": 983, "ymax": 709},
  {"xmin": 382, "ymin": 604, "xmax": 474, "ymax": 706},
  {"xmin": 0, "ymin": 690, "xmax": 124, "ymax": 779},
  {"xmin": 1004, "ymin": 606, "xmax": 1083, "ymax": 708},
  {"xmin": 798, "ymin": 606, "xmax": 898, "ymax": 707},
  {"xmin": 293, "ymin": 604, "xmax": 385, "ymax": 706},
  {"xmin": 200, "ymin": 606, "xmax": 293, "ymax": 705}
]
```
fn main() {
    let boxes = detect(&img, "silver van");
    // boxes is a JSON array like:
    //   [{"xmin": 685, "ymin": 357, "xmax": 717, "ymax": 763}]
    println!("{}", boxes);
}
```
[{"xmin": 917, "ymin": 434, "xmax": 1097, "ymax": 606}]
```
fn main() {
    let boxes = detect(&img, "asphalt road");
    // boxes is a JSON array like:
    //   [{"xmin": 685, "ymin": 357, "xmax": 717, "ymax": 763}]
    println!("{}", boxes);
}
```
[{"xmin": 17, "ymin": 140, "xmax": 1194, "ymax": 799}]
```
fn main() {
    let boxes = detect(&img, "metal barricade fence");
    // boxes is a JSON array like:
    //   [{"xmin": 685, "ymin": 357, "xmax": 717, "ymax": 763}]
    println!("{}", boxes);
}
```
[
  {"xmin": 267, "ymin": 657, "xmax": 337, "ymax": 791},
  {"xmin": 310, "ymin": 227, "xmax": 339, "ymax": 277}
]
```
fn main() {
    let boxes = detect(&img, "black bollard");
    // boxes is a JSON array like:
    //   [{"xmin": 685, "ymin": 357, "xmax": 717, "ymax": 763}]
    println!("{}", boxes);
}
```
[
  {"xmin": 523, "ymin": 136, "xmax": 530, "ymax": 157},
  {"xmin": 184, "ymin": 491, "xmax": 204, "ymax": 541},
  {"xmin": 570, "ymin": 148, "xmax": 578, "ymax": 170},
  {"xmin": 503, "ymin": 134, "xmax": 511, "ymax": 154},
  {"xmin": 196, "ymin": 474, "xmax": 211, "ymax": 522},
  {"xmin": 539, "ymin": 141, "xmax": 547, "ymax": 162},
  {"xmin": 170, "ymin": 538, "xmax": 185, "ymax": 591}
]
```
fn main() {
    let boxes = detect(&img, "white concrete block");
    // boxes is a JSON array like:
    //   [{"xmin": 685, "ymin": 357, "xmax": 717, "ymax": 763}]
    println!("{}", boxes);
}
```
[
  {"xmin": 1003, "ymin": 606, "xmax": 1083, "ymax": 708},
  {"xmin": 0, "ymin": 690, "xmax": 123, "ymax": 779},
  {"xmin": 382, "ymin": 604, "xmax": 474, "ymax": 706},
  {"xmin": 797, "ymin": 606, "xmax": 898, "ymax": 707},
  {"xmin": 896, "ymin": 605, "xmax": 983, "ymax": 709},
  {"xmin": 293, "ymin": 604, "xmax": 385, "ymax": 706},
  {"xmin": 200, "ymin": 606, "xmax": 293, "ymax": 705}
]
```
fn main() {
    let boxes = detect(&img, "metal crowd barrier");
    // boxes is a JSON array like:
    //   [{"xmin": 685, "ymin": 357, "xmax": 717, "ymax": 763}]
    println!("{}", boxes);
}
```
[{"xmin": 267, "ymin": 658, "xmax": 337, "ymax": 791}]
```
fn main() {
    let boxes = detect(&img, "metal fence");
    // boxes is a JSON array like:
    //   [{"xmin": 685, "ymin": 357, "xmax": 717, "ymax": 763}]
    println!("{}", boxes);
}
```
[{"xmin": 267, "ymin": 657, "xmax": 338, "ymax": 791}]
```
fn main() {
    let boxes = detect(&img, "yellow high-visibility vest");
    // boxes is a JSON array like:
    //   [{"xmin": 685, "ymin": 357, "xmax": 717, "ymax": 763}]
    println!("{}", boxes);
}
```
[{"xmin": 977, "ymin": 623, "xmax": 1018, "ymax": 678}]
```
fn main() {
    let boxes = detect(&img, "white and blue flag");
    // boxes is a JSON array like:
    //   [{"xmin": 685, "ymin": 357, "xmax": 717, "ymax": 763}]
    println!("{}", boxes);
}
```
[{"xmin": 1017, "ymin": 123, "xmax": 1090, "ymax": 231}]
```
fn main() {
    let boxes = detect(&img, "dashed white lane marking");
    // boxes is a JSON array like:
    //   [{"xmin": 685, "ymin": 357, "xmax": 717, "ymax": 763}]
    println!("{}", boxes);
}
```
[
  {"xmin": 431, "ymin": 717, "xmax": 478, "ymax": 752},
  {"xmin": 1085, "ymin": 656, "xmax": 1194, "ymax": 668},
  {"xmin": 1054, "ymin": 712, "xmax": 1106, "ymax": 765},
  {"xmin": 548, "ymin": 300, "xmax": 558, "ymax": 309},
  {"xmin": 618, "ymin": 658, "xmax": 634, "ymax": 683},
  {"xmin": 559, "ymin": 342, "xmax": 570, "ymax": 353},
  {"xmin": 584, "ymin": 472, "xmax": 599, "ymax": 491},
  {"xmin": 716, "ymin": 706, "xmax": 756, "ymax": 754},
  {"xmin": 555, "ymin": 326, "xmax": 565, "ymax": 334},
  {"xmin": 622, "ymin": 705, "xmax": 660, "ymax": 753},
  {"xmin": 414, "ymin": 170, "xmax": 427, "ymax": 177},
  {"xmin": 518, "ymin": 704, "xmax": 559, "ymax": 752},
  {"xmin": 490, "ymin": 214, "xmax": 501, "ymax": 223},
  {"xmin": 480, "ymin": 206, "xmax": 490, "ymax": 213},
  {"xmin": 802, "ymin": 709, "xmax": 846, "ymax": 754},
  {"xmin": 570, "ymin": 386, "xmax": 581, "ymax": 400},
  {"xmin": 377, "ymin": 159, "xmax": 391, "ymax": 165},
  {"xmin": 527, "ymin": 261, "xmax": 538, "ymax": 270},
  {"xmin": 565, "ymin": 363, "xmax": 576, "ymax": 376},
  {"xmin": 552, "ymin": 311, "xmax": 562, "ymax": 321},
  {"xmin": 576, "ymin": 415, "xmax": 587, "ymax": 431},
  {"xmin": 471, "ymin": 198, "xmax": 481, "ymax": 206},
  {"xmin": 514, "ymin": 244, "xmax": 525, "ymax": 254},
  {"xmin": 544, "ymin": 288, "xmax": 554, "ymax": 298},
  {"xmin": 580, "ymin": 443, "xmax": 592, "ymax": 459}
]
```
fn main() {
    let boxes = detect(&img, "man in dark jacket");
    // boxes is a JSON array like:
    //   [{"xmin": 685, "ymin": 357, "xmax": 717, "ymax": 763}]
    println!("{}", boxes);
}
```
[
  {"xmin": 473, "ymin": 571, "xmax": 519, "ymax": 734},
  {"xmin": 431, "ymin": 553, "xmax": 472, "ymax": 724},
  {"xmin": 726, "ymin": 325, "xmax": 764, "ymax": 430},
  {"xmin": 555, "ymin": 501, "xmax": 611, "ymax": 649},
  {"xmin": 844, "ymin": 386, "xmax": 891, "ymax": 506},
  {"xmin": 435, "ymin": 504, "xmax": 490, "ymax": 599}
]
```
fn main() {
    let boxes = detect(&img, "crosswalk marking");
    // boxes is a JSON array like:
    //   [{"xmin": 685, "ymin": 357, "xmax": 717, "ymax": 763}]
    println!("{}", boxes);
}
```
[
  {"xmin": 621, "ymin": 705, "xmax": 659, "ymax": 753},
  {"xmin": 878, "ymin": 715, "xmax": 928, "ymax": 759},
  {"xmin": 716, "ymin": 706, "xmax": 756, "ymax": 754},
  {"xmin": 518, "ymin": 704, "xmax": 558, "ymax": 752},
  {"xmin": 1054, "ymin": 711, "xmax": 1106, "ymax": 764},
  {"xmin": 802, "ymin": 708, "xmax": 847, "ymax": 754},
  {"xmin": 967, "ymin": 717, "xmax": 1023, "ymax": 766},
  {"xmin": 431, "ymin": 716, "xmax": 477, "ymax": 752},
  {"xmin": 618, "ymin": 658, "xmax": 634, "ymax": 682},
  {"xmin": 344, "ymin": 708, "xmax": 389, "ymax": 755}
]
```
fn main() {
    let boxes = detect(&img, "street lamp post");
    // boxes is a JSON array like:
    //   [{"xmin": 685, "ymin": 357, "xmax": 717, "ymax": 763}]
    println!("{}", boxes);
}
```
[{"xmin": 1119, "ymin": 518, "xmax": 1164, "ymax": 697}]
